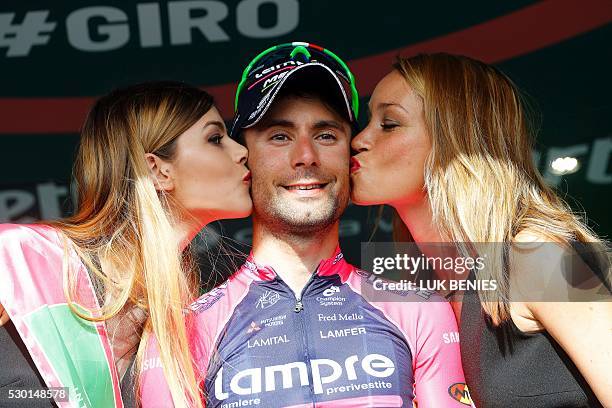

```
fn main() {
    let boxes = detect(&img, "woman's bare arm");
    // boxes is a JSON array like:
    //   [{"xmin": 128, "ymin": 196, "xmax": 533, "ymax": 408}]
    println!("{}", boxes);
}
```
[{"xmin": 0, "ymin": 303, "xmax": 9, "ymax": 326}]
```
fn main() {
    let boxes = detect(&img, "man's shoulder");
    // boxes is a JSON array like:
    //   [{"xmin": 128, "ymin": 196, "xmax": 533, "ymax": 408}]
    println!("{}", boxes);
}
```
[
  {"xmin": 188, "ymin": 280, "xmax": 232, "ymax": 315},
  {"xmin": 187, "ymin": 265, "xmax": 253, "ymax": 316}
]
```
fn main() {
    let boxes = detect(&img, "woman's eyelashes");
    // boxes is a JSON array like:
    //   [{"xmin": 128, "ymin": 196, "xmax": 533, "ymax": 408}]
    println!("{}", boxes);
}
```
[
  {"xmin": 208, "ymin": 133, "xmax": 224, "ymax": 145},
  {"xmin": 380, "ymin": 119, "xmax": 400, "ymax": 131}
]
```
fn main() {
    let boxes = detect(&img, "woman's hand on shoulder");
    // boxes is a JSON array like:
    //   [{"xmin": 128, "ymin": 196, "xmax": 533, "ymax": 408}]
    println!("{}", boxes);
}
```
[{"xmin": 0, "ymin": 303, "xmax": 9, "ymax": 326}]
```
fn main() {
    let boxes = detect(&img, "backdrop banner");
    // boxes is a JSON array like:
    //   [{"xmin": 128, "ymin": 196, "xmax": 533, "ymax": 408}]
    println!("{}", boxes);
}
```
[{"xmin": 1, "ymin": 1, "xmax": 610, "ymax": 271}]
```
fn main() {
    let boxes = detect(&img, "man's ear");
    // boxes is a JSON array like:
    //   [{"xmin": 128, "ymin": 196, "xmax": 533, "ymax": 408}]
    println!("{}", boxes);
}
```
[{"xmin": 145, "ymin": 153, "xmax": 174, "ymax": 192}]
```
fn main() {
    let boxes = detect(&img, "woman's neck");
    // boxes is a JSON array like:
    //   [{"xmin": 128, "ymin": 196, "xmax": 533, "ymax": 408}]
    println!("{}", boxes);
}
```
[
  {"xmin": 174, "ymin": 213, "xmax": 209, "ymax": 252},
  {"xmin": 395, "ymin": 196, "xmax": 465, "ymax": 316},
  {"xmin": 394, "ymin": 196, "xmax": 444, "ymax": 244}
]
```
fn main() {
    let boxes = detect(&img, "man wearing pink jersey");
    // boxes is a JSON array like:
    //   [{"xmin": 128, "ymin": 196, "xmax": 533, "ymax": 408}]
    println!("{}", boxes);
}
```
[{"xmin": 140, "ymin": 42, "xmax": 469, "ymax": 407}]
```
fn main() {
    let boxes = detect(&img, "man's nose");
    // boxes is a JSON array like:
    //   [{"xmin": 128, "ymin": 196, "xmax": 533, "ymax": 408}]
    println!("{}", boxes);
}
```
[{"xmin": 291, "ymin": 137, "xmax": 320, "ymax": 168}]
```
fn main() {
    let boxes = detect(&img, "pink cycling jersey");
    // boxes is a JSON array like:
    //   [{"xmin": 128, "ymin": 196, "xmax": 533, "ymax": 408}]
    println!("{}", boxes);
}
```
[{"xmin": 140, "ymin": 246, "xmax": 470, "ymax": 407}]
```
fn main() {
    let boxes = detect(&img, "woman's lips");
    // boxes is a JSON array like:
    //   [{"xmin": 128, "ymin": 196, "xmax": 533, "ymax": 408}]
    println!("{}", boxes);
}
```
[
  {"xmin": 243, "ymin": 171, "xmax": 251, "ymax": 183},
  {"xmin": 350, "ymin": 157, "xmax": 361, "ymax": 174}
]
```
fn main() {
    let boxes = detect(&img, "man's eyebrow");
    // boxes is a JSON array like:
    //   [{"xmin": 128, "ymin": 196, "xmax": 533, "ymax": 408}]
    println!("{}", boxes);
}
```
[
  {"xmin": 259, "ymin": 119, "xmax": 296, "ymax": 129},
  {"xmin": 257, "ymin": 119, "xmax": 348, "ymax": 131},
  {"xmin": 313, "ymin": 120, "xmax": 347, "ymax": 131}
]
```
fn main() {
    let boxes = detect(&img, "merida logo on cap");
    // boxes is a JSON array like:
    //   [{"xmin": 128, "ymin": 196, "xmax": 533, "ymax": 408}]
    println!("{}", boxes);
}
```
[{"xmin": 254, "ymin": 60, "xmax": 304, "ymax": 79}]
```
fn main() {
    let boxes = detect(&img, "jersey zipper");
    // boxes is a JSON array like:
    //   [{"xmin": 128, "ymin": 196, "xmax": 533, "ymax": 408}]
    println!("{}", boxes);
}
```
[
  {"xmin": 278, "ymin": 269, "xmax": 319, "ymax": 405},
  {"xmin": 293, "ymin": 269, "xmax": 316, "ymax": 313}
]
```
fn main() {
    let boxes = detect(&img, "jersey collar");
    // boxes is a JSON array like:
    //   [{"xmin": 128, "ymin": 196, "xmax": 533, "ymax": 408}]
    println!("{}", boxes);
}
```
[{"xmin": 242, "ymin": 245, "xmax": 353, "ymax": 282}]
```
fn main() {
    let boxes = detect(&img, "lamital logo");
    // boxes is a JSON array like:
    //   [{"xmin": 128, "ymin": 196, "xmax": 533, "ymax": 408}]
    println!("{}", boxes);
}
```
[
  {"xmin": 448, "ymin": 383, "xmax": 473, "ymax": 406},
  {"xmin": 255, "ymin": 290, "xmax": 281, "ymax": 309},
  {"xmin": 213, "ymin": 353, "xmax": 395, "ymax": 399},
  {"xmin": 247, "ymin": 334, "xmax": 290, "ymax": 349}
]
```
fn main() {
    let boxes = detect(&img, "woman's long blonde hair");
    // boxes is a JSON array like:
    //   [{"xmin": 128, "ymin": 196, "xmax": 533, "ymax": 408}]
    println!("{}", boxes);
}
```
[
  {"xmin": 392, "ymin": 53, "xmax": 602, "ymax": 324},
  {"xmin": 48, "ymin": 81, "xmax": 210, "ymax": 407}
]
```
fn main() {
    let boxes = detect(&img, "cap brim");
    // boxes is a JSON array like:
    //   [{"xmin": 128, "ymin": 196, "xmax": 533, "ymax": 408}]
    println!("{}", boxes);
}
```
[{"xmin": 231, "ymin": 63, "xmax": 354, "ymax": 138}]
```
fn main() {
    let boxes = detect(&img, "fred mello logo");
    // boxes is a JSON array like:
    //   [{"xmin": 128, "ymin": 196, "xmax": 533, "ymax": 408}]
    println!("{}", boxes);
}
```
[
  {"xmin": 214, "ymin": 353, "xmax": 395, "ymax": 400},
  {"xmin": 256, "ymin": 290, "xmax": 281, "ymax": 309},
  {"xmin": 317, "ymin": 313, "xmax": 363, "ymax": 322}
]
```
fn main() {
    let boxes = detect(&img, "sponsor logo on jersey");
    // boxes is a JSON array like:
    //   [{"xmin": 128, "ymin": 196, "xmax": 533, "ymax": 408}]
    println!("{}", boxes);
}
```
[
  {"xmin": 256, "ymin": 290, "xmax": 281, "ymax": 309},
  {"xmin": 316, "ymin": 295, "xmax": 346, "ymax": 307},
  {"xmin": 317, "ymin": 313, "xmax": 363, "ymax": 322},
  {"xmin": 322, "ymin": 285, "xmax": 340, "ymax": 297},
  {"xmin": 189, "ymin": 281, "xmax": 228, "ymax": 314},
  {"xmin": 320, "ymin": 326, "xmax": 367, "ymax": 339},
  {"xmin": 142, "ymin": 357, "xmax": 162, "ymax": 371},
  {"xmin": 332, "ymin": 252, "xmax": 344, "ymax": 265},
  {"xmin": 448, "ymin": 383, "xmax": 473, "ymax": 406},
  {"xmin": 443, "ymin": 331, "xmax": 460, "ymax": 344},
  {"xmin": 247, "ymin": 321, "xmax": 261, "ymax": 334},
  {"xmin": 213, "ymin": 353, "xmax": 395, "ymax": 400},
  {"xmin": 247, "ymin": 334, "xmax": 290, "ymax": 349},
  {"xmin": 316, "ymin": 285, "xmax": 345, "ymax": 306},
  {"xmin": 260, "ymin": 314, "xmax": 286, "ymax": 327}
]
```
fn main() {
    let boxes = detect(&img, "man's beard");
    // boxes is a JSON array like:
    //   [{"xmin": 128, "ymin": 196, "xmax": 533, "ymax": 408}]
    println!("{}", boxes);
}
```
[{"xmin": 251, "ymin": 169, "xmax": 349, "ymax": 236}]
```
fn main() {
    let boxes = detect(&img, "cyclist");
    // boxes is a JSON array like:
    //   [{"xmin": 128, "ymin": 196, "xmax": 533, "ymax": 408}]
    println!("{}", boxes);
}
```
[{"xmin": 140, "ymin": 43, "xmax": 469, "ymax": 407}]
